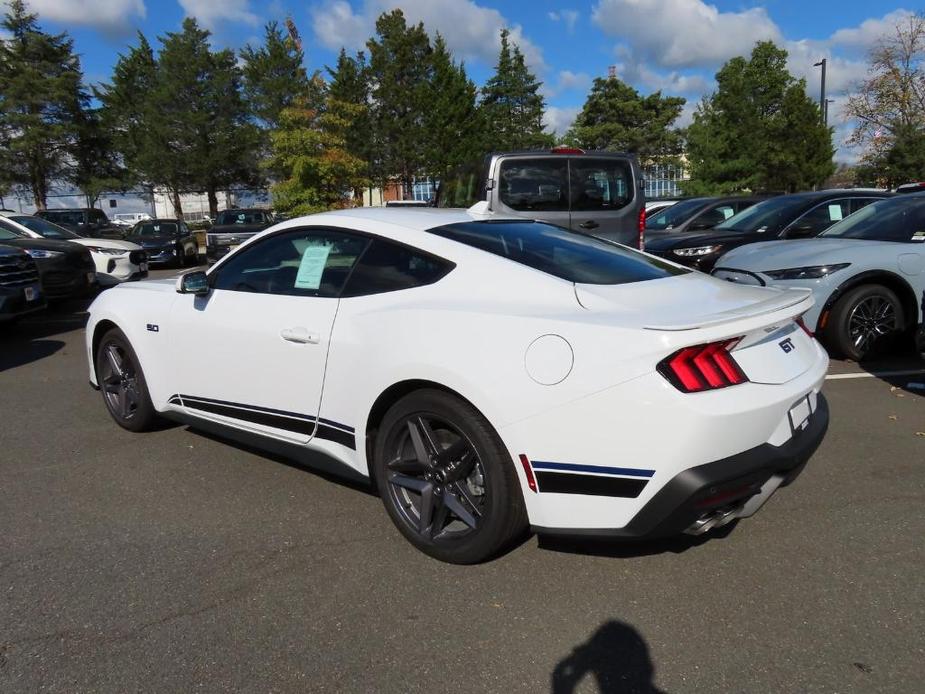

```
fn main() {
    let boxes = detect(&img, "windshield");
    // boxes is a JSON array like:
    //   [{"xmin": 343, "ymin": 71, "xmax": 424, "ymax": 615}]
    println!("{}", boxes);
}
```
[
  {"xmin": 41, "ymin": 210, "xmax": 86, "ymax": 226},
  {"xmin": 10, "ymin": 215, "xmax": 79, "ymax": 239},
  {"xmin": 821, "ymin": 196, "xmax": 925, "ymax": 242},
  {"xmin": 427, "ymin": 220, "xmax": 687, "ymax": 285},
  {"xmin": 645, "ymin": 198, "xmax": 709, "ymax": 230},
  {"xmin": 715, "ymin": 196, "xmax": 808, "ymax": 234},
  {"xmin": 216, "ymin": 210, "xmax": 268, "ymax": 225},
  {"xmin": 133, "ymin": 222, "xmax": 178, "ymax": 236}
]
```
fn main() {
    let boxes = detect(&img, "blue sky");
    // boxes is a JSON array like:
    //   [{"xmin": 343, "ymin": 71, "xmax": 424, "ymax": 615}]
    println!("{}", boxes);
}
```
[{"xmin": 5, "ymin": 1, "xmax": 918, "ymax": 161}]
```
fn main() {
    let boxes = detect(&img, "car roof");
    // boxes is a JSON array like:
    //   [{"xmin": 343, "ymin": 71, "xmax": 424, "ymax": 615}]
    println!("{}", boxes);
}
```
[{"xmin": 296, "ymin": 206, "xmax": 505, "ymax": 233}]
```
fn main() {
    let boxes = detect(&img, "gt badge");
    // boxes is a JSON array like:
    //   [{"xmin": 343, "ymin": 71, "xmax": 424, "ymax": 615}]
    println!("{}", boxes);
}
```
[{"xmin": 779, "ymin": 337, "xmax": 794, "ymax": 353}]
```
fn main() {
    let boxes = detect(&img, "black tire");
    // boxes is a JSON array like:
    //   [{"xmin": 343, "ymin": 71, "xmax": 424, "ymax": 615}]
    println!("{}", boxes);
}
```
[
  {"xmin": 373, "ymin": 389, "xmax": 528, "ymax": 564},
  {"xmin": 823, "ymin": 284, "xmax": 905, "ymax": 361},
  {"xmin": 95, "ymin": 328, "xmax": 161, "ymax": 432}
]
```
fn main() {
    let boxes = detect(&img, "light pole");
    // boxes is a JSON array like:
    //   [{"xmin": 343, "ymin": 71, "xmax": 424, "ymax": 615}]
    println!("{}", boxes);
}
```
[
  {"xmin": 824, "ymin": 98, "xmax": 834, "ymax": 128},
  {"xmin": 814, "ymin": 59, "xmax": 827, "ymax": 125}
]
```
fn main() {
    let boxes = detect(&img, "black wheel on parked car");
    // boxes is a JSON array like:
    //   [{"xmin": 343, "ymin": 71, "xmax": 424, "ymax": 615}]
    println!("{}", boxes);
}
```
[
  {"xmin": 824, "ymin": 284, "xmax": 905, "ymax": 361},
  {"xmin": 373, "ymin": 389, "xmax": 527, "ymax": 564},
  {"xmin": 95, "ymin": 328, "xmax": 161, "ymax": 432}
]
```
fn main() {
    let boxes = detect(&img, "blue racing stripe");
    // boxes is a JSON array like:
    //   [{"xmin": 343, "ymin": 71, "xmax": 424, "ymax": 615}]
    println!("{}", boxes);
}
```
[{"xmin": 530, "ymin": 461, "xmax": 655, "ymax": 478}]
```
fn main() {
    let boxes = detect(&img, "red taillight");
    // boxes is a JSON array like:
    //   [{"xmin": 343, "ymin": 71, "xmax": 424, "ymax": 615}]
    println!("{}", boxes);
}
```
[
  {"xmin": 796, "ymin": 316, "xmax": 814, "ymax": 337},
  {"xmin": 518, "ymin": 454, "xmax": 538, "ymax": 493},
  {"xmin": 637, "ymin": 207, "xmax": 646, "ymax": 250},
  {"xmin": 658, "ymin": 339, "xmax": 747, "ymax": 393},
  {"xmin": 550, "ymin": 146, "xmax": 585, "ymax": 155}
]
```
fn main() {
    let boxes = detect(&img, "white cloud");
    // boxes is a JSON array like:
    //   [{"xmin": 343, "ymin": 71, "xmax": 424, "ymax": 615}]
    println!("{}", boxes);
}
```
[
  {"xmin": 784, "ymin": 40, "xmax": 867, "ymax": 98},
  {"xmin": 21, "ymin": 0, "xmax": 145, "ymax": 35},
  {"xmin": 829, "ymin": 9, "xmax": 915, "ymax": 53},
  {"xmin": 592, "ymin": 0, "xmax": 781, "ymax": 69},
  {"xmin": 309, "ymin": 0, "xmax": 546, "ymax": 72},
  {"xmin": 548, "ymin": 9, "xmax": 579, "ymax": 33},
  {"xmin": 550, "ymin": 69, "xmax": 591, "ymax": 95},
  {"xmin": 543, "ymin": 105, "xmax": 580, "ymax": 136},
  {"xmin": 613, "ymin": 54, "xmax": 711, "ymax": 96},
  {"xmin": 177, "ymin": 0, "xmax": 257, "ymax": 28}
]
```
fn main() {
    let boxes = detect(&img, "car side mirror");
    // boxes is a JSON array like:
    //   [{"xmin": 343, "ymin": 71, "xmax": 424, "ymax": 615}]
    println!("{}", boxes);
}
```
[{"xmin": 176, "ymin": 270, "xmax": 209, "ymax": 295}]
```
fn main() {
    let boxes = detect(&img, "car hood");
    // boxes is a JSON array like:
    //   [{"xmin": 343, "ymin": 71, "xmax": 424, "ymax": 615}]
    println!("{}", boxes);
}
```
[
  {"xmin": 716, "ymin": 238, "xmax": 891, "ymax": 271},
  {"xmin": 71, "ymin": 238, "xmax": 141, "ymax": 251},
  {"xmin": 575, "ymin": 271, "xmax": 811, "ymax": 331},
  {"xmin": 0, "ymin": 237, "xmax": 85, "ymax": 253},
  {"xmin": 125, "ymin": 235, "xmax": 176, "ymax": 246},
  {"xmin": 644, "ymin": 230, "xmax": 756, "ymax": 250},
  {"xmin": 209, "ymin": 224, "xmax": 267, "ymax": 235}
]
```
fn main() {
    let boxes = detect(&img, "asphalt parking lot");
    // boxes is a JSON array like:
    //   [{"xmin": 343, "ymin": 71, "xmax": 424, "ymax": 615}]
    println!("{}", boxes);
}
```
[{"xmin": 1, "ymin": 267, "xmax": 923, "ymax": 693}]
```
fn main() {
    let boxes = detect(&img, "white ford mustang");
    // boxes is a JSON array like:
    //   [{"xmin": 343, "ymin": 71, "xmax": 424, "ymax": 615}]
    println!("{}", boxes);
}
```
[{"xmin": 85, "ymin": 208, "xmax": 830, "ymax": 563}]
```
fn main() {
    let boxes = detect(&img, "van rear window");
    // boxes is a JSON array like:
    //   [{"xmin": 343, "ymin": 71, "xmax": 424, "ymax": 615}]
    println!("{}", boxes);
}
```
[{"xmin": 427, "ymin": 220, "xmax": 686, "ymax": 285}]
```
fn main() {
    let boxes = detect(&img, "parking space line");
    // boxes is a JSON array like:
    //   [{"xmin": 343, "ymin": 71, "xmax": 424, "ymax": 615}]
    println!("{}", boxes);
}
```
[{"xmin": 826, "ymin": 369, "xmax": 925, "ymax": 380}]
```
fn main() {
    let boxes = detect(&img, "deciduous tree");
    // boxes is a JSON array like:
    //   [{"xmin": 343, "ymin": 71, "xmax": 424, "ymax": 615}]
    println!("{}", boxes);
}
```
[{"xmin": 846, "ymin": 12, "xmax": 925, "ymax": 186}]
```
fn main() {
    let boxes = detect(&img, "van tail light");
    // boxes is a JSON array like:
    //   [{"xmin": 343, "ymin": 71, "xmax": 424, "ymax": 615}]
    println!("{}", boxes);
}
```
[
  {"xmin": 637, "ymin": 207, "xmax": 646, "ymax": 250},
  {"xmin": 657, "ymin": 338, "xmax": 747, "ymax": 393}
]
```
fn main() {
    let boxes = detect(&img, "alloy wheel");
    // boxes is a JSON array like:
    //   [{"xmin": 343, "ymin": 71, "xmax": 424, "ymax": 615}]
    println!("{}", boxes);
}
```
[
  {"xmin": 99, "ymin": 342, "xmax": 140, "ymax": 421},
  {"xmin": 848, "ymin": 295, "xmax": 898, "ymax": 354},
  {"xmin": 385, "ymin": 414, "xmax": 487, "ymax": 541}
]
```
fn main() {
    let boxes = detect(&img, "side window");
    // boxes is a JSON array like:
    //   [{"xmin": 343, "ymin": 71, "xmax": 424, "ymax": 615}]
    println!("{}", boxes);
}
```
[
  {"xmin": 499, "ymin": 159, "xmax": 569, "ymax": 212},
  {"xmin": 569, "ymin": 158, "xmax": 633, "ymax": 211},
  {"xmin": 93, "ymin": 210, "xmax": 107, "ymax": 224},
  {"xmin": 341, "ymin": 239, "xmax": 453, "ymax": 297},
  {"xmin": 850, "ymin": 197, "xmax": 879, "ymax": 214},
  {"xmin": 211, "ymin": 229, "xmax": 368, "ymax": 298},
  {"xmin": 180, "ymin": 223, "xmax": 191, "ymax": 236},
  {"xmin": 788, "ymin": 199, "xmax": 851, "ymax": 236},
  {"xmin": 697, "ymin": 205, "xmax": 735, "ymax": 227}
]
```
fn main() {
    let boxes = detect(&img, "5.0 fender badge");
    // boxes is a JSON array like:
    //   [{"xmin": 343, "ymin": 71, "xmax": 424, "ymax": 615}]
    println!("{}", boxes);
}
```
[{"xmin": 146, "ymin": 323, "xmax": 159, "ymax": 332}]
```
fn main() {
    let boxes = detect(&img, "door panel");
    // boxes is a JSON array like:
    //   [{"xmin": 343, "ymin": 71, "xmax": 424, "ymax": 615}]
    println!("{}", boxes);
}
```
[
  {"xmin": 167, "ymin": 228, "xmax": 368, "ymax": 444},
  {"xmin": 568, "ymin": 158, "xmax": 638, "ymax": 246}
]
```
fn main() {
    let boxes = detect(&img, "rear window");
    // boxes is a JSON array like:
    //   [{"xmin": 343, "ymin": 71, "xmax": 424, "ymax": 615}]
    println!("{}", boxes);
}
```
[
  {"xmin": 427, "ymin": 220, "xmax": 687, "ymax": 285},
  {"xmin": 41, "ymin": 210, "xmax": 85, "ymax": 226},
  {"xmin": 217, "ymin": 210, "xmax": 269, "ymax": 225},
  {"xmin": 499, "ymin": 159, "xmax": 569, "ymax": 212}
]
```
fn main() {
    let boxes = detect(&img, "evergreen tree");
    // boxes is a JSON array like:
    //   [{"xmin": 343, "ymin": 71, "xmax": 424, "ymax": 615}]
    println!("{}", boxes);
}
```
[
  {"xmin": 423, "ymin": 35, "xmax": 483, "ymax": 179},
  {"xmin": 327, "ymin": 48, "xmax": 372, "ymax": 198},
  {"xmin": 480, "ymin": 29, "xmax": 553, "ymax": 151},
  {"xmin": 240, "ymin": 20, "xmax": 321, "ymax": 131},
  {"xmin": 685, "ymin": 41, "xmax": 834, "ymax": 194},
  {"xmin": 101, "ymin": 20, "xmax": 259, "ymax": 217},
  {"xmin": 266, "ymin": 97, "xmax": 367, "ymax": 215},
  {"xmin": 366, "ymin": 10, "xmax": 433, "ymax": 195},
  {"xmin": 0, "ymin": 0, "xmax": 85, "ymax": 209},
  {"xmin": 71, "ymin": 105, "xmax": 125, "ymax": 207},
  {"xmin": 566, "ymin": 76, "xmax": 685, "ymax": 165},
  {"xmin": 96, "ymin": 34, "xmax": 159, "ymax": 193}
]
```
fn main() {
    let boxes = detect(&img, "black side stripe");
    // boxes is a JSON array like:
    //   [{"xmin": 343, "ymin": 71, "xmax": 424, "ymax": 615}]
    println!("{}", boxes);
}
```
[
  {"xmin": 168, "ymin": 394, "xmax": 356, "ymax": 450},
  {"xmin": 535, "ymin": 471, "xmax": 648, "ymax": 498}
]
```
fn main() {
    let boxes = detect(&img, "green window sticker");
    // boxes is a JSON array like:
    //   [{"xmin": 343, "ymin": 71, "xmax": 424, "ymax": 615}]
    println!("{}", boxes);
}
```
[{"xmin": 294, "ymin": 245, "xmax": 331, "ymax": 289}]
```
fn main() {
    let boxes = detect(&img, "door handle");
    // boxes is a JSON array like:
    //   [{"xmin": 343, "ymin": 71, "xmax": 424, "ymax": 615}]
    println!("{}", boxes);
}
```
[
  {"xmin": 280, "ymin": 327, "xmax": 319, "ymax": 344},
  {"xmin": 578, "ymin": 220, "xmax": 599, "ymax": 230}
]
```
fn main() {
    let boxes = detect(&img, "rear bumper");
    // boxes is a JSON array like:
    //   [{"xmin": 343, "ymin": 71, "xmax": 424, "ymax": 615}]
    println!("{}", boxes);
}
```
[{"xmin": 532, "ymin": 392, "xmax": 828, "ymax": 539}]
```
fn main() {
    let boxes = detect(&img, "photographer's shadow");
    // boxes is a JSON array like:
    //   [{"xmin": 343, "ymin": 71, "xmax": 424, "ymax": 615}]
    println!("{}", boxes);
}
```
[{"xmin": 552, "ymin": 621, "xmax": 666, "ymax": 694}]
